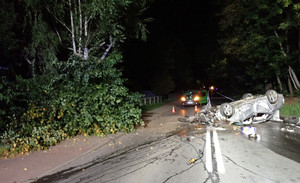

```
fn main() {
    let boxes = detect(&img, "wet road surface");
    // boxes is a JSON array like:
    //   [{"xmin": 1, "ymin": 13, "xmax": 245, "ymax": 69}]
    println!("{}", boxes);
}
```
[{"xmin": 30, "ymin": 93, "xmax": 300, "ymax": 183}]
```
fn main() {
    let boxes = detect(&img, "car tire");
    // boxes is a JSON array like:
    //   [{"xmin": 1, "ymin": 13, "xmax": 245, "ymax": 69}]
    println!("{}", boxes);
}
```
[
  {"xmin": 220, "ymin": 103, "xmax": 234, "ymax": 117},
  {"xmin": 265, "ymin": 90, "xmax": 278, "ymax": 104},
  {"xmin": 283, "ymin": 116, "xmax": 299, "ymax": 124},
  {"xmin": 242, "ymin": 93, "xmax": 253, "ymax": 99}
]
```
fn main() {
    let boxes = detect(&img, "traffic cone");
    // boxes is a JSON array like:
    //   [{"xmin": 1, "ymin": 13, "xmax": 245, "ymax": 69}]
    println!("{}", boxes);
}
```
[
  {"xmin": 195, "ymin": 105, "xmax": 198, "ymax": 112},
  {"xmin": 172, "ymin": 106, "xmax": 176, "ymax": 113}
]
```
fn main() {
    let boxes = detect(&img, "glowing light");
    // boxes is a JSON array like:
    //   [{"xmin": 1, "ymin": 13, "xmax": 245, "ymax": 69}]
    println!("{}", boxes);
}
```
[
  {"xmin": 181, "ymin": 96, "xmax": 186, "ymax": 101},
  {"xmin": 194, "ymin": 96, "xmax": 200, "ymax": 101}
]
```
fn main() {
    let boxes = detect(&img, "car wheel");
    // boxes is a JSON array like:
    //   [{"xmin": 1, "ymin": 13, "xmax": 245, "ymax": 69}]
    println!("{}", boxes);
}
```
[
  {"xmin": 220, "ymin": 103, "xmax": 234, "ymax": 117},
  {"xmin": 265, "ymin": 90, "xmax": 278, "ymax": 104},
  {"xmin": 242, "ymin": 93, "xmax": 253, "ymax": 99}
]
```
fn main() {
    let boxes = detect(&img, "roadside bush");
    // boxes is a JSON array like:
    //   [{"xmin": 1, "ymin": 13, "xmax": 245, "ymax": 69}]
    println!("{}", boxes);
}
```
[{"xmin": 0, "ymin": 53, "xmax": 144, "ymax": 157}]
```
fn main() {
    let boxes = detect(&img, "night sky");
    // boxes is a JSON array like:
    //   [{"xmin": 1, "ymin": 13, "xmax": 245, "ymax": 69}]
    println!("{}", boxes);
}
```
[{"xmin": 122, "ymin": 0, "xmax": 219, "ymax": 94}]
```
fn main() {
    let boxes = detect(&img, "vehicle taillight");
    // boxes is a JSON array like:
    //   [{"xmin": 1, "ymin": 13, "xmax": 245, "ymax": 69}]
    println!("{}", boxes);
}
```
[
  {"xmin": 181, "ymin": 97, "xmax": 186, "ymax": 102},
  {"xmin": 194, "ymin": 96, "xmax": 200, "ymax": 101}
]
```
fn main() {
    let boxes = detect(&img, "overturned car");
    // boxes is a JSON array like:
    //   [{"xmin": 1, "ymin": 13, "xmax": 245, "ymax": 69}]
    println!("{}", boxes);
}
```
[{"xmin": 196, "ymin": 90, "xmax": 285, "ymax": 125}]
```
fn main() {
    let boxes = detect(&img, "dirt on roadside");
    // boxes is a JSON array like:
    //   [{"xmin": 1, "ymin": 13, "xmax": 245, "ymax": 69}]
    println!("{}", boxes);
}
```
[{"xmin": 284, "ymin": 97, "xmax": 299, "ymax": 105}]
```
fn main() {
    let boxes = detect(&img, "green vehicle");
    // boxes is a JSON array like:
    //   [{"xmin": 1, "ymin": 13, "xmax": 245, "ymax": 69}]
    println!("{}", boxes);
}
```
[
  {"xmin": 198, "ymin": 90, "xmax": 208, "ymax": 104},
  {"xmin": 180, "ymin": 90, "xmax": 208, "ymax": 106}
]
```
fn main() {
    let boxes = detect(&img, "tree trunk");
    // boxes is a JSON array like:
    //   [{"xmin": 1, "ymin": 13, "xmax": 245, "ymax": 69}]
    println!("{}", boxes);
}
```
[
  {"xmin": 83, "ymin": 17, "xmax": 89, "ymax": 60},
  {"xmin": 78, "ymin": 0, "xmax": 82, "ymax": 55},
  {"xmin": 288, "ymin": 77, "xmax": 294, "ymax": 95},
  {"xmin": 69, "ymin": 0, "xmax": 77, "ymax": 55},
  {"xmin": 289, "ymin": 66, "xmax": 300, "ymax": 89},
  {"xmin": 298, "ymin": 28, "xmax": 300, "ymax": 65},
  {"xmin": 276, "ymin": 75, "xmax": 283, "ymax": 91},
  {"xmin": 84, "ymin": 47, "xmax": 88, "ymax": 60}
]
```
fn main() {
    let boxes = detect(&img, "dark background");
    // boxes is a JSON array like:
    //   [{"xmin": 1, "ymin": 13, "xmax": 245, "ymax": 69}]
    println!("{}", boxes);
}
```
[{"xmin": 122, "ymin": 0, "xmax": 220, "ymax": 94}]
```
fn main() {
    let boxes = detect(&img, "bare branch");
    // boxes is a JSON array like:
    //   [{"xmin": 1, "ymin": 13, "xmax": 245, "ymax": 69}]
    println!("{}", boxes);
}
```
[
  {"xmin": 54, "ymin": 26, "xmax": 62, "ymax": 43},
  {"xmin": 274, "ymin": 30, "xmax": 287, "ymax": 57},
  {"xmin": 25, "ymin": 58, "xmax": 35, "ymax": 65},
  {"xmin": 68, "ymin": 47, "xmax": 83, "ymax": 58},
  {"xmin": 88, "ymin": 42, "xmax": 105, "ymax": 52},
  {"xmin": 100, "ymin": 35, "xmax": 114, "ymax": 62}
]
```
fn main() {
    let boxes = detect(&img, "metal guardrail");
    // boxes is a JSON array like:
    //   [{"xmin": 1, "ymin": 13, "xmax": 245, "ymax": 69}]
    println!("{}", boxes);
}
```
[
  {"xmin": 141, "ymin": 93, "xmax": 181, "ymax": 105},
  {"xmin": 141, "ymin": 96, "xmax": 162, "ymax": 105}
]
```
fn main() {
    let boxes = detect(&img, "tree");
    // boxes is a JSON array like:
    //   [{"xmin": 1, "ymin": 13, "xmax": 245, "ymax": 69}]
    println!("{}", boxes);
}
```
[
  {"xmin": 219, "ymin": 0, "xmax": 300, "ymax": 93},
  {"xmin": 0, "ymin": 0, "xmax": 151, "ymax": 77},
  {"xmin": 22, "ymin": 2, "xmax": 59, "ymax": 77},
  {"xmin": 0, "ymin": 0, "xmax": 153, "ymax": 154},
  {"xmin": 42, "ymin": 0, "xmax": 150, "ymax": 61}
]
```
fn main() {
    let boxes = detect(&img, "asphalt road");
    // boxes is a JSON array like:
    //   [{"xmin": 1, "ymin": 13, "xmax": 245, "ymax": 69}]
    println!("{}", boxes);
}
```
[{"xmin": 29, "ymin": 93, "xmax": 300, "ymax": 183}]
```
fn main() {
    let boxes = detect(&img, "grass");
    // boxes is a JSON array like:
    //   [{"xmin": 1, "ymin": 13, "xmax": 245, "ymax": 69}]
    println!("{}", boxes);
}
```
[{"xmin": 280, "ymin": 99, "xmax": 300, "ymax": 117}]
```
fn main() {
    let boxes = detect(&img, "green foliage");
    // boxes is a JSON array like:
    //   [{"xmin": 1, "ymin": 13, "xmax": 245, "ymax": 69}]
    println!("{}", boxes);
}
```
[
  {"xmin": 0, "ymin": 54, "xmax": 144, "ymax": 157},
  {"xmin": 0, "ymin": 0, "xmax": 151, "ymax": 158}
]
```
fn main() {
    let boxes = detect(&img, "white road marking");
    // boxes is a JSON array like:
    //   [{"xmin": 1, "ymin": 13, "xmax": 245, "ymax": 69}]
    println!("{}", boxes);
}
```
[
  {"xmin": 205, "ymin": 130, "xmax": 213, "ymax": 173},
  {"xmin": 213, "ymin": 129, "xmax": 225, "ymax": 174}
]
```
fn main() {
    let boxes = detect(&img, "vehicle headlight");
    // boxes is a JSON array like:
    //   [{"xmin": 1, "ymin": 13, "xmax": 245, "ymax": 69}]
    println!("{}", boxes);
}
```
[
  {"xmin": 194, "ymin": 96, "xmax": 200, "ymax": 101},
  {"xmin": 181, "ymin": 97, "xmax": 186, "ymax": 102}
]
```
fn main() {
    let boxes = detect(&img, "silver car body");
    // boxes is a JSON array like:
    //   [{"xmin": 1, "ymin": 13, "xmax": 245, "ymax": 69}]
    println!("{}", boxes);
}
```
[{"xmin": 215, "ymin": 90, "xmax": 284, "ymax": 124}]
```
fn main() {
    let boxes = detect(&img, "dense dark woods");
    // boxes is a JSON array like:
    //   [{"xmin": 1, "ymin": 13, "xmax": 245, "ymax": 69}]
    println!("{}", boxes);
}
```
[
  {"xmin": 123, "ymin": 0, "xmax": 300, "ymax": 95},
  {"xmin": 0, "ymin": 0, "xmax": 300, "ymax": 156},
  {"xmin": 123, "ymin": 0, "xmax": 219, "ymax": 94}
]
